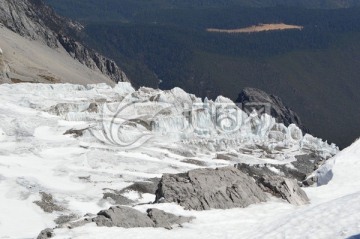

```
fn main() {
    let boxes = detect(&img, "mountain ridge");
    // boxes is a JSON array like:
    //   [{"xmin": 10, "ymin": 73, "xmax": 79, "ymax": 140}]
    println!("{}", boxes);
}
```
[{"xmin": 0, "ymin": 0, "xmax": 129, "ymax": 83}]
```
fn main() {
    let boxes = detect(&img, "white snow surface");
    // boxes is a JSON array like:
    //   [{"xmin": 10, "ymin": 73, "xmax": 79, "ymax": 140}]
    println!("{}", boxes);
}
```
[{"xmin": 0, "ymin": 82, "xmax": 358, "ymax": 239}]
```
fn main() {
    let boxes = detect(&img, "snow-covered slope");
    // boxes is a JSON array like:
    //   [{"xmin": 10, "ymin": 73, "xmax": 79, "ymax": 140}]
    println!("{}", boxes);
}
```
[{"xmin": 0, "ymin": 83, "xmax": 358, "ymax": 239}]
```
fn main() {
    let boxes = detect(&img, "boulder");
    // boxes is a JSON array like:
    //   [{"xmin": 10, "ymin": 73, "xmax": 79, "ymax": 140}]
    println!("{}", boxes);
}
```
[
  {"xmin": 155, "ymin": 167, "xmax": 268, "ymax": 210},
  {"xmin": 92, "ymin": 206, "xmax": 194, "ymax": 229},
  {"xmin": 93, "ymin": 206, "xmax": 155, "ymax": 228}
]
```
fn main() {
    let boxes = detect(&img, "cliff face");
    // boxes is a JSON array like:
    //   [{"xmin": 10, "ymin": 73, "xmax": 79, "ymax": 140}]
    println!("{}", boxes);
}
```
[
  {"xmin": 58, "ymin": 35, "xmax": 128, "ymax": 83},
  {"xmin": 0, "ymin": 0, "xmax": 128, "ymax": 83}
]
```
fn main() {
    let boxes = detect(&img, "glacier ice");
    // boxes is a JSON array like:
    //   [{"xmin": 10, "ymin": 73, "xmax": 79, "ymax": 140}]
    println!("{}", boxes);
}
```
[{"xmin": 0, "ymin": 82, "xmax": 338, "ymax": 157}]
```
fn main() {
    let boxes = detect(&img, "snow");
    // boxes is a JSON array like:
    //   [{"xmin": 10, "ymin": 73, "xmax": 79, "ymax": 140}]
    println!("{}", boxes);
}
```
[{"xmin": 0, "ymin": 82, "xmax": 357, "ymax": 239}]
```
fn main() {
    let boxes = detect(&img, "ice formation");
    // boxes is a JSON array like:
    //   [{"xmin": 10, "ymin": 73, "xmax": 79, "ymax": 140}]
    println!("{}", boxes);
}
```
[{"xmin": 0, "ymin": 82, "xmax": 338, "ymax": 158}]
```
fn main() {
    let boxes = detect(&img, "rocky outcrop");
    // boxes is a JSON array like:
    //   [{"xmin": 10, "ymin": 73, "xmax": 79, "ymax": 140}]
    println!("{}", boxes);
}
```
[
  {"xmin": 58, "ymin": 35, "xmax": 128, "ymax": 83},
  {"xmin": 155, "ymin": 166, "xmax": 311, "ymax": 209},
  {"xmin": 236, "ymin": 153, "xmax": 327, "ymax": 186},
  {"xmin": 120, "ymin": 178, "xmax": 160, "ymax": 195},
  {"xmin": 0, "ymin": 0, "xmax": 62, "ymax": 47},
  {"xmin": 155, "ymin": 167, "xmax": 268, "ymax": 210},
  {"xmin": 257, "ymin": 176, "xmax": 309, "ymax": 205},
  {"xmin": 0, "ymin": 0, "xmax": 129, "ymax": 83},
  {"xmin": 94, "ymin": 206, "xmax": 155, "ymax": 228},
  {"xmin": 235, "ymin": 164, "xmax": 310, "ymax": 205},
  {"xmin": 0, "ymin": 48, "xmax": 9, "ymax": 81},
  {"xmin": 92, "ymin": 206, "xmax": 194, "ymax": 229},
  {"xmin": 34, "ymin": 192, "xmax": 64, "ymax": 213},
  {"xmin": 103, "ymin": 192, "xmax": 135, "ymax": 205},
  {"xmin": 236, "ymin": 88, "xmax": 308, "ymax": 132}
]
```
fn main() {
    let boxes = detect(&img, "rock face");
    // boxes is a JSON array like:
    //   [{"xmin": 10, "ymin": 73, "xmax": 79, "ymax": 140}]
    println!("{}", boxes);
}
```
[
  {"xmin": 236, "ymin": 87, "xmax": 308, "ymax": 133},
  {"xmin": 0, "ymin": 48, "xmax": 8, "ymax": 80},
  {"xmin": 120, "ymin": 178, "xmax": 160, "ymax": 195},
  {"xmin": 236, "ymin": 153, "xmax": 326, "ymax": 186},
  {"xmin": 0, "ymin": 0, "xmax": 59, "ymax": 48},
  {"xmin": 0, "ymin": 0, "xmax": 128, "ymax": 83},
  {"xmin": 58, "ymin": 35, "xmax": 128, "ymax": 83},
  {"xmin": 257, "ymin": 176, "xmax": 309, "ymax": 206},
  {"xmin": 235, "ymin": 164, "xmax": 310, "ymax": 205},
  {"xmin": 92, "ymin": 206, "xmax": 194, "ymax": 229},
  {"xmin": 155, "ymin": 167, "xmax": 268, "ymax": 210}
]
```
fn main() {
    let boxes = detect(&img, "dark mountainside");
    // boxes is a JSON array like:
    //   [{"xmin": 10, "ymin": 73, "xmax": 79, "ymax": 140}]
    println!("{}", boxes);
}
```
[
  {"xmin": 0, "ymin": 0, "xmax": 128, "ymax": 83},
  {"xmin": 236, "ymin": 88, "xmax": 309, "ymax": 133},
  {"xmin": 45, "ymin": 0, "xmax": 360, "ymax": 148}
]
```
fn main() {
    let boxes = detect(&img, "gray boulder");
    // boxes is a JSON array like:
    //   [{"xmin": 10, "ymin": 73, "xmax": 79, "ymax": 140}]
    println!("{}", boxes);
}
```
[
  {"xmin": 93, "ymin": 206, "xmax": 155, "ymax": 228},
  {"xmin": 155, "ymin": 167, "xmax": 268, "ymax": 210},
  {"xmin": 147, "ymin": 208, "xmax": 194, "ymax": 229},
  {"xmin": 92, "ymin": 206, "xmax": 194, "ymax": 229}
]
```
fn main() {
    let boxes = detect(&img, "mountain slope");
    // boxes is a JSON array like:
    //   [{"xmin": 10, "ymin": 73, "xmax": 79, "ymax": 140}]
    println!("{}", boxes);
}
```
[{"xmin": 0, "ymin": 0, "xmax": 128, "ymax": 84}]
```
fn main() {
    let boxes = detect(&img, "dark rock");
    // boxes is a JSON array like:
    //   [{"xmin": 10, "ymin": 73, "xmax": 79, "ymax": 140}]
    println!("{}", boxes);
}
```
[
  {"xmin": 155, "ymin": 167, "xmax": 268, "ymax": 210},
  {"xmin": 235, "ymin": 164, "xmax": 310, "ymax": 205},
  {"xmin": 91, "ymin": 206, "xmax": 195, "ymax": 229},
  {"xmin": 34, "ymin": 192, "xmax": 64, "ymax": 213},
  {"xmin": 54, "ymin": 214, "xmax": 77, "ymax": 225},
  {"xmin": 64, "ymin": 128, "xmax": 87, "ymax": 138},
  {"xmin": 257, "ymin": 176, "xmax": 309, "ymax": 205},
  {"xmin": 236, "ymin": 88, "xmax": 308, "ymax": 133},
  {"xmin": 120, "ymin": 178, "xmax": 160, "ymax": 195},
  {"xmin": 37, "ymin": 228, "xmax": 53, "ymax": 239},
  {"xmin": 181, "ymin": 159, "xmax": 208, "ymax": 166},
  {"xmin": 103, "ymin": 192, "xmax": 134, "ymax": 205},
  {"xmin": 147, "ymin": 208, "xmax": 194, "ymax": 229},
  {"xmin": 235, "ymin": 153, "xmax": 326, "ymax": 186},
  {"xmin": 93, "ymin": 206, "xmax": 155, "ymax": 228}
]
